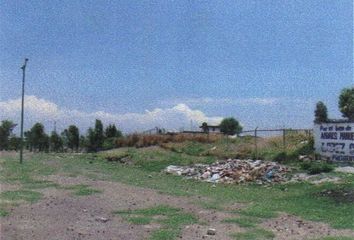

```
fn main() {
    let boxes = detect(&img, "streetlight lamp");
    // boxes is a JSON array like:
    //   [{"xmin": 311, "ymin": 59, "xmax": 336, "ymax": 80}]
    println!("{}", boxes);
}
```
[{"xmin": 20, "ymin": 58, "xmax": 28, "ymax": 164}]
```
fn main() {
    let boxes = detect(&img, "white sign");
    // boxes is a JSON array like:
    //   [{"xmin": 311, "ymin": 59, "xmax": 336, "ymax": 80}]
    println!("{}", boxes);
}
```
[{"xmin": 314, "ymin": 122, "xmax": 354, "ymax": 162}]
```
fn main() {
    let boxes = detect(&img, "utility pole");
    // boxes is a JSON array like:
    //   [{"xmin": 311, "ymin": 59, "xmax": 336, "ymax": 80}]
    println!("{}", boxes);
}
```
[
  {"xmin": 20, "ymin": 58, "xmax": 28, "ymax": 164},
  {"xmin": 254, "ymin": 127, "xmax": 258, "ymax": 160}
]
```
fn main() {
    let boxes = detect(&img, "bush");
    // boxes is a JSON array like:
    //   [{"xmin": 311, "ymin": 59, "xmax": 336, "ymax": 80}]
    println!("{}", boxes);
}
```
[
  {"xmin": 103, "ymin": 138, "xmax": 117, "ymax": 150},
  {"xmin": 272, "ymin": 151, "xmax": 287, "ymax": 162},
  {"xmin": 300, "ymin": 162, "xmax": 334, "ymax": 175}
]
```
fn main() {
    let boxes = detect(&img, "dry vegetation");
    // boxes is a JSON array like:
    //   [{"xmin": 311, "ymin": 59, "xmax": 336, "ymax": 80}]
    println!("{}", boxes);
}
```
[
  {"xmin": 113, "ymin": 132, "xmax": 313, "ymax": 162},
  {"xmin": 115, "ymin": 133, "xmax": 223, "ymax": 148}
]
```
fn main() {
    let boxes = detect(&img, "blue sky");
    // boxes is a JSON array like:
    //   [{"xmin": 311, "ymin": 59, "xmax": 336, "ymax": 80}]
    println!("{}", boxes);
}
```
[{"xmin": 0, "ymin": 0, "xmax": 353, "ymax": 132}]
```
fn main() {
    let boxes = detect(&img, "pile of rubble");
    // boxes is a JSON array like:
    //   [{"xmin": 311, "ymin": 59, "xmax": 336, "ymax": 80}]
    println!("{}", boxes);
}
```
[{"xmin": 165, "ymin": 159, "xmax": 290, "ymax": 184}]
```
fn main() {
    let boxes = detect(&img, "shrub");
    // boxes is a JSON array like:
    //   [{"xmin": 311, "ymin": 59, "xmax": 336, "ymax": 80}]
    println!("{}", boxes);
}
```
[
  {"xmin": 272, "ymin": 151, "xmax": 287, "ymax": 162},
  {"xmin": 300, "ymin": 162, "xmax": 334, "ymax": 175},
  {"xmin": 103, "ymin": 138, "xmax": 116, "ymax": 150}
]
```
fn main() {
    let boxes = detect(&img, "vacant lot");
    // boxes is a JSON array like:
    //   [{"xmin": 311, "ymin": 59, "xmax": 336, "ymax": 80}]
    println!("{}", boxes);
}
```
[{"xmin": 1, "ymin": 147, "xmax": 354, "ymax": 240}]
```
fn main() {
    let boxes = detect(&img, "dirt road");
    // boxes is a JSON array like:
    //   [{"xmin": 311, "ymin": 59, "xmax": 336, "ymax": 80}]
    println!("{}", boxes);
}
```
[{"xmin": 1, "ymin": 175, "xmax": 354, "ymax": 240}]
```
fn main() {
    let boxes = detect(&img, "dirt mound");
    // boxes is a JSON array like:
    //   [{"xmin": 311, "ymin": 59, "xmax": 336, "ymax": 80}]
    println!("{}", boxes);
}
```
[{"xmin": 318, "ymin": 188, "xmax": 354, "ymax": 204}]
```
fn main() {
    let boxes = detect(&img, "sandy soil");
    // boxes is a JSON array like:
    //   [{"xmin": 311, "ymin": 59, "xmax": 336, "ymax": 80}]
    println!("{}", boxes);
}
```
[
  {"xmin": 261, "ymin": 213, "xmax": 354, "ymax": 240},
  {"xmin": 1, "ymin": 175, "xmax": 354, "ymax": 240}
]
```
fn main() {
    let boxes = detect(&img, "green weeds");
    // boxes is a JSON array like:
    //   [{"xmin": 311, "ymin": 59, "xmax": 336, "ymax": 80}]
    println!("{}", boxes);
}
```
[
  {"xmin": 0, "ymin": 190, "xmax": 42, "ymax": 203},
  {"xmin": 231, "ymin": 228, "xmax": 275, "ymax": 240},
  {"xmin": 222, "ymin": 216, "xmax": 262, "ymax": 228},
  {"xmin": 0, "ymin": 208, "xmax": 9, "ymax": 217},
  {"xmin": 1, "ymin": 150, "xmax": 354, "ymax": 231},
  {"xmin": 61, "ymin": 184, "xmax": 102, "ymax": 196},
  {"xmin": 114, "ymin": 205, "xmax": 198, "ymax": 240}
]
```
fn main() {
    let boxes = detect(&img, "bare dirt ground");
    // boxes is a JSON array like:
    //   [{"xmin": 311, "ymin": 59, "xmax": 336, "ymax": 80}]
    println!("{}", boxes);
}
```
[{"xmin": 1, "ymin": 175, "xmax": 354, "ymax": 240}]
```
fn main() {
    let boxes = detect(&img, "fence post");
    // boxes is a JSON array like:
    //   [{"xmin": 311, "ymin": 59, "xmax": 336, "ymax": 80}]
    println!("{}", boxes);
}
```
[
  {"xmin": 254, "ymin": 127, "xmax": 258, "ymax": 159},
  {"xmin": 282, "ymin": 129, "xmax": 286, "ymax": 151}
]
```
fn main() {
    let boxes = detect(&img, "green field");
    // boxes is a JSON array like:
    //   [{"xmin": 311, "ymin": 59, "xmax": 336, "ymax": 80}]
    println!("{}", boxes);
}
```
[{"xmin": 1, "ymin": 137, "xmax": 354, "ymax": 240}]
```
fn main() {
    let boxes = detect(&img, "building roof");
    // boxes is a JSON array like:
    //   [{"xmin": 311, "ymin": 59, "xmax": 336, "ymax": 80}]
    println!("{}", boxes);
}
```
[
  {"xmin": 199, "ymin": 125, "xmax": 220, "ymax": 128},
  {"xmin": 317, "ymin": 119, "xmax": 354, "ymax": 124}
]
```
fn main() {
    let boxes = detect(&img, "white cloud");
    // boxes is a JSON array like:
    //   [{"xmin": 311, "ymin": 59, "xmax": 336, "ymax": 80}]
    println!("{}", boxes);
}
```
[
  {"xmin": 0, "ymin": 95, "xmax": 223, "ymax": 133},
  {"xmin": 163, "ymin": 97, "xmax": 279, "ymax": 107}
]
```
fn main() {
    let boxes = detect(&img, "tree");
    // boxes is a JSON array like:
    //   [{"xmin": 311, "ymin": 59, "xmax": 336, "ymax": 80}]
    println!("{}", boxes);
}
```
[
  {"xmin": 67, "ymin": 125, "xmax": 80, "ymax": 151},
  {"xmin": 24, "ymin": 130, "xmax": 32, "ymax": 151},
  {"xmin": 201, "ymin": 122, "xmax": 209, "ymax": 133},
  {"xmin": 8, "ymin": 136, "xmax": 21, "ymax": 151},
  {"xmin": 314, "ymin": 101, "xmax": 328, "ymax": 123},
  {"xmin": 103, "ymin": 124, "xmax": 122, "ymax": 150},
  {"xmin": 105, "ymin": 124, "xmax": 122, "ymax": 138},
  {"xmin": 0, "ymin": 120, "xmax": 16, "ymax": 150},
  {"xmin": 50, "ymin": 131, "xmax": 63, "ymax": 152},
  {"xmin": 79, "ymin": 135, "xmax": 86, "ymax": 150},
  {"xmin": 85, "ymin": 120, "xmax": 105, "ymax": 152},
  {"xmin": 339, "ymin": 87, "xmax": 354, "ymax": 120},
  {"xmin": 27, "ymin": 123, "xmax": 49, "ymax": 152},
  {"xmin": 86, "ymin": 127, "xmax": 96, "ymax": 152},
  {"xmin": 219, "ymin": 117, "xmax": 242, "ymax": 136},
  {"xmin": 94, "ymin": 119, "xmax": 104, "ymax": 150}
]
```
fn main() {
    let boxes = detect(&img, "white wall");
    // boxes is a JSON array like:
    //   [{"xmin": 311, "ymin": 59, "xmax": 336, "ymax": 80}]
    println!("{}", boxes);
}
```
[{"xmin": 314, "ymin": 122, "xmax": 354, "ymax": 162}]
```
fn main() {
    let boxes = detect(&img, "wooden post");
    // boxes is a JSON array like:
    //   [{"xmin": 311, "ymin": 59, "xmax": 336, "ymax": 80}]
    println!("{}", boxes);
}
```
[
  {"xmin": 282, "ymin": 129, "xmax": 286, "ymax": 152},
  {"xmin": 254, "ymin": 127, "xmax": 258, "ymax": 159}
]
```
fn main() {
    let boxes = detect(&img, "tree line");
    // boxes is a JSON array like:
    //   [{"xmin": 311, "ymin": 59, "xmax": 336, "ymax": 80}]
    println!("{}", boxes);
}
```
[
  {"xmin": 314, "ymin": 86, "xmax": 354, "ymax": 123},
  {"xmin": 0, "ymin": 119, "xmax": 122, "ymax": 152}
]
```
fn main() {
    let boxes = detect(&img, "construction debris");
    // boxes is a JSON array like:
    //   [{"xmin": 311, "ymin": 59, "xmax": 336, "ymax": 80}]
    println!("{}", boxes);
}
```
[
  {"xmin": 105, "ymin": 154, "xmax": 133, "ymax": 165},
  {"xmin": 334, "ymin": 166, "xmax": 354, "ymax": 174},
  {"xmin": 165, "ymin": 159, "xmax": 290, "ymax": 184},
  {"xmin": 289, "ymin": 173, "xmax": 341, "ymax": 185},
  {"xmin": 95, "ymin": 217, "xmax": 110, "ymax": 223},
  {"xmin": 207, "ymin": 228, "xmax": 216, "ymax": 235}
]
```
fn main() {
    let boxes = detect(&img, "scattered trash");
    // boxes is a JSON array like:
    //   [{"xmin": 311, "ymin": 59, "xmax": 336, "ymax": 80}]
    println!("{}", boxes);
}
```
[
  {"xmin": 105, "ymin": 155, "xmax": 132, "ymax": 164},
  {"xmin": 164, "ymin": 159, "xmax": 290, "ymax": 184},
  {"xmin": 207, "ymin": 228, "xmax": 216, "ymax": 235},
  {"xmin": 95, "ymin": 217, "xmax": 109, "ymax": 223},
  {"xmin": 318, "ymin": 188, "xmax": 354, "ymax": 203},
  {"xmin": 290, "ymin": 173, "xmax": 341, "ymax": 185},
  {"xmin": 334, "ymin": 166, "xmax": 354, "ymax": 174},
  {"xmin": 298, "ymin": 155, "xmax": 312, "ymax": 162},
  {"xmin": 208, "ymin": 173, "xmax": 221, "ymax": 183}
]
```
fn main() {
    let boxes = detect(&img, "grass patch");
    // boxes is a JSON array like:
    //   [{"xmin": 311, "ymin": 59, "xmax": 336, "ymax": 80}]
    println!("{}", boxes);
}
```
[
  {"xmin": 197, "ymin": 200, "xmax": 225, "ymax": 211},
  {"xmin": 46, "ymin": 153, "xmax": 354, "ymax": 229},
  {"xmin": 232, "ymin": 228, "xmax": 275, "ymax": 240},
  {"xmin": 300, "ymin": 162, "xmax": 334, "ymax": 175},
  {"xmin": 100, "ymin": 147, "xmax": 215, "ymax": 172},
  {"xmin": 222, "ymin": 217, "xmax": 262, "ymax": 228},
  {"xmin": 74, "ymin": 187, "xmax": 102, "ymax": 196},
  {"xmin": 234, "ymin": 207, "xmax": 278, "ymax": 219},
  {"xmin": 61, "ymin": 184, "xmax": 102, "ymax": 196},
  {"xmin": 22, "ymin": 180, "xmax": 59, "ymax": 189},
  {"xmin": 0, "ymin": 190, "xmax": 42, "ymax": 203},
  {"xmin": 0, "ymin": 154, "xmax": 56, "ymax": 185},
  {"xmin": 126, "ymin": 216, "xmax": 152, "ymax": 225},
  {"xmin": 0, "ymin": 208, "xmax": 9, "ymax": 217},
  {"xmin": 2, "ymin": 151, "xmax": 354, "ymax": 231},
  {"xmin": 114, "ymin": 205, "xmax": 198, "ymax": 240}
]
